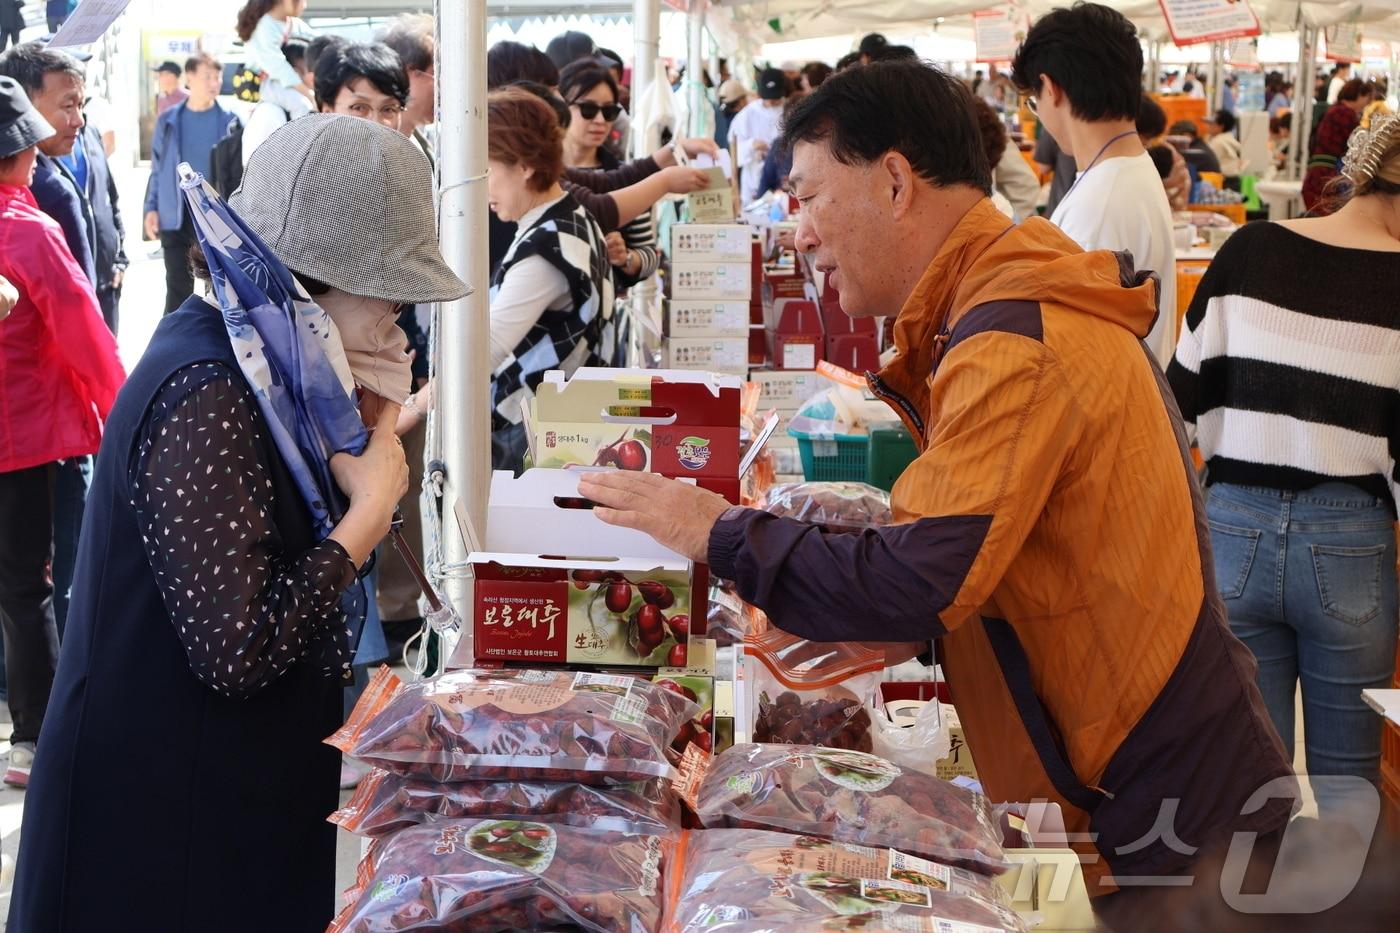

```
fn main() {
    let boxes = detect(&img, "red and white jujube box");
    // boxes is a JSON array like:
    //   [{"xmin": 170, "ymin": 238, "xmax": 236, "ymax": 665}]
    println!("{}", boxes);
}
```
[
  {"xmin": 463, "ymin": 469, "xmax": 707, "ymax": 668},
  {"xmin": 770, "ymin": 300, "xmax": 826, "ymax": 371},
  {"xmin": 529, "ymin": 367, "xmax": 744, "ymax": 502}
]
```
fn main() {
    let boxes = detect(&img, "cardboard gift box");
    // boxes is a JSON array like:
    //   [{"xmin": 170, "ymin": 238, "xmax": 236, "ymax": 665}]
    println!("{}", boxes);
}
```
[
  {"xmin": 748, "ymin": 326, "xmax": 768, "ymax": 366},
  {"xmin": 466, "ymin": 469, "xmax": 705, "ymax": 668},
  {"xmin": 530, "ymin": 367, "xmax": 743, "ymax": 502},
  {"xmin": 769, "ymin": 300, "xmax": 825, "ymax": 371},
  {"xmin": 825, "ymin": 333, "xmax": 881, "ymax": 374},
  {"xmin": 665, "ymin": 337, "xmax": 749, "ymax": 374},
  {"xmin": 820, "ymin": 302, "xmax": 877, "ymax": 338},
  {"xmin": 747, "ymin": 369, "xmax": 833, "ymax": 411},
  {"xmin": 670, "ymin": 224, "xmax": 753, "ymax": 263},
  {"xmin": 670, "ymin": 262, "xmax": 752, "ymax": 301},
  {"xmin": 760, "ymin": 266, "xmax": 806, "ymax": 312},
  {"xmin": 665, "ymin": 300, "xmax": 750, "ymax": 338}
]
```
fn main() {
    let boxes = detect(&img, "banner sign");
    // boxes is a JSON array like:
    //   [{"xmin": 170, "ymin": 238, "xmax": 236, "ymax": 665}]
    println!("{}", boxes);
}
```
[
  {"xmin": 1156, "ymin": 0, "xmax": 1261, "ymax": 48},
  {"xmin": 973, "ymin": 7, "xmax": 1031, "ymax": 64},
  {"xmin": 1325, "ymin": 22, "xmax": 1363, "ymax": 64}
]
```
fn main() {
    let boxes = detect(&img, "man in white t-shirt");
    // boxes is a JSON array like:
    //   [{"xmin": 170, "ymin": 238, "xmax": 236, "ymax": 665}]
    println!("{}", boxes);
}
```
[
  {"xmin": 1011, "ymin": 2, "xmax": 1177, "ymax": 366},
  {"xmin": 1327, "ymin": 63, "xmax": 1351, "ymax": 105},
  {"xmin": 728, "ymin": 67, "xmax": 787, "ymax": 205}
]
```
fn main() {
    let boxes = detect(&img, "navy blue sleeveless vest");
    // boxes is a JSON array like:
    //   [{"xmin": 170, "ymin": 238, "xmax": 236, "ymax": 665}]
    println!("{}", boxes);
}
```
[{"xmin": 8, "ymin": 298, "xmax": 344, "ymax": 932}]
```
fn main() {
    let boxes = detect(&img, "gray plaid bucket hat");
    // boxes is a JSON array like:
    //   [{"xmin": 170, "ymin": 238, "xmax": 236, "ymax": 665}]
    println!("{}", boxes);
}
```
[
  {"xmin": 231, "ymin": 113, "xmax": 470, "ymax": 304},
  {"xmin": 0, "ymin": 76, "xmax": 54, "ymax": 160}
]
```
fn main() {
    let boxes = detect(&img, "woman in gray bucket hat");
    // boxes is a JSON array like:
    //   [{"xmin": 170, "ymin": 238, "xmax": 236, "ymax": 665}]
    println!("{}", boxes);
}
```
[{"xmin": 8, "ymin": 114, "xmax": 467, "ymax": 932}]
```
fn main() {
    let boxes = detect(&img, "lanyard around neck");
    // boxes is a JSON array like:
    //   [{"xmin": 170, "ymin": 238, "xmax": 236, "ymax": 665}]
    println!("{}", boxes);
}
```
[{"xmin": 1064, "ymin": 130, "xmax": 1139, "ymax": 200}]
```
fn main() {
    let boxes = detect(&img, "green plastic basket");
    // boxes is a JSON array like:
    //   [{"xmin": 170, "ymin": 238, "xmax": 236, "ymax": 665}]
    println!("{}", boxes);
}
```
[
  {"xmin": 788, "ymin": 418, "xmax": 870, "ymax": 483},
  {"xmin": 866, "ymin": 422, "xmax": 918, "ymax": 491}
]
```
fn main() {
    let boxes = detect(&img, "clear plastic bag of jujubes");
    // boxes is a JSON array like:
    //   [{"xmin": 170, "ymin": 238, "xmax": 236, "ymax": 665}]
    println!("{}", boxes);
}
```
[
  {"xmin": 328, "ymin": 820, "xmax": 673, "ymax": 933},
  {"xmin": 328, "ymin": 668, "xmax": 698, "ymax": 785},
  {"xmin": 745, "ymin": 630, "xmax": 883, "ymax": 752}
]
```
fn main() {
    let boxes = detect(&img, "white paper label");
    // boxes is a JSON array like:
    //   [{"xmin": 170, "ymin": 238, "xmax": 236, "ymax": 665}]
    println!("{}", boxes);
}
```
[
  {"xmin": 610, "ymin": 692, "xmax": 648, "ymax": 725},
  {"xmin": 887, "ymin": 849, "xmax": 954, "ymax": 891},
  {"xmin": 783, "ymin": 343, "xmax": 817, "ymax": 370},
  {"xmin": 572, "ymin": 671, "xmax": 635, "ymax": 696}
]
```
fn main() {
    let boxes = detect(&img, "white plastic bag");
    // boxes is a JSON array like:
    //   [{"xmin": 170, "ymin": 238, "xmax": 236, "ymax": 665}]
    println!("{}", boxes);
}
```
[{"xmin": 870, "ymin": 695, "xmax": 951, "ymax": 776}]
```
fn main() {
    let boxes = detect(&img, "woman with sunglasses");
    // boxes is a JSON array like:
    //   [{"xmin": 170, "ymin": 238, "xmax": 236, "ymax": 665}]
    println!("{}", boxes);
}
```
[{"xmin": 559, "ymin": 59, "xmax": 662, "ymax": 290}]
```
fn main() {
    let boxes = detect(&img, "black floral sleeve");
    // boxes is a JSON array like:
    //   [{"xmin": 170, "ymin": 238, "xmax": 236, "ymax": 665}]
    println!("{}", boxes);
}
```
[{"xmin": 130, "ymin": 362, "xmax": 357, "ymax": 698}]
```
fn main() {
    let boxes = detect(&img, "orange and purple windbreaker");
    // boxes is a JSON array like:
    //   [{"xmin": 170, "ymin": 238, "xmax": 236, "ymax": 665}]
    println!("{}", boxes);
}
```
[{"xmin": 709, "ymin": 199, "xmax": 1296, "ymax": 893}]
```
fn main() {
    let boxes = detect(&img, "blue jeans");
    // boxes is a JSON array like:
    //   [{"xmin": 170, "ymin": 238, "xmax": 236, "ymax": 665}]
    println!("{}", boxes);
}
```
[{"xmin": 1206, "ymin": 482, "xmax": 1398, "ymax": 819}]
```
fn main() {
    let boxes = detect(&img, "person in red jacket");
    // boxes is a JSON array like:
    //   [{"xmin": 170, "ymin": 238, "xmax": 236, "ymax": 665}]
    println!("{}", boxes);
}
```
[{"xmin": 0, "ymin": 75, "xmax": 125, "ymax": 787}]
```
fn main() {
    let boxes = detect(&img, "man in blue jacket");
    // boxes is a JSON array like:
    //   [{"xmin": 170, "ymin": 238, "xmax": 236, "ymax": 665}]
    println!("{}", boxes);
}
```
[
  {"xmin": 144, "ymin": 52, "xmax": 235, "ymax": 314},
  {"xmin": 0, "ymin": 43, "xmax": 93, "ymax": 284},
  {"xmin": 58, "ymin": 118, "xmax": 126, "ymax": 333}
]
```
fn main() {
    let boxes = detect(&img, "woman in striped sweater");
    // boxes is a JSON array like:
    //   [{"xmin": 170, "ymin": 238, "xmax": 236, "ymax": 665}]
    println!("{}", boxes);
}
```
[{"xmin": 1169, "ymin": 114, "xmax": 1400, "ymax": 821}]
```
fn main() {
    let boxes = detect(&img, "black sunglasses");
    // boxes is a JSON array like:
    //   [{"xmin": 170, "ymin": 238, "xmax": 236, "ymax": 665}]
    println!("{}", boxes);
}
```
[{"xmin": 571, "ymin": 100, "xmax": 622, "ymax": 122}]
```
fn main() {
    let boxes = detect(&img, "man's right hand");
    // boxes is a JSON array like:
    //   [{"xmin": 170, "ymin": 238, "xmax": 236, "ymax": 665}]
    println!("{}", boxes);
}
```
[{"xmin": 144, "ymin": 211, "xmax": 159, "ymax": 241}]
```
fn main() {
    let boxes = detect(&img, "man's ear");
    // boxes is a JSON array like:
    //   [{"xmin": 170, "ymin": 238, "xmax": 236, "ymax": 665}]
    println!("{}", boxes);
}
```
[{"xmin": 882, "ymin": 150, "xmax": 917, "ymax": 221}]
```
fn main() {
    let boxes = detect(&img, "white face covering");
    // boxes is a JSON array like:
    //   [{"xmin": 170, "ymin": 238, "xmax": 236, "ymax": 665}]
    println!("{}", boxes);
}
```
[{"xmin": 317, "ymin": 287, "xmax": 414, "ymax": 405}]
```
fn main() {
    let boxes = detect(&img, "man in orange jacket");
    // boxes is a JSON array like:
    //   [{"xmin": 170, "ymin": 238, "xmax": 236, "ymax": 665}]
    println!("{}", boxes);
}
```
[{"xmin": 579, "ymin": 59, "xmax": 1296, "ymax": 920}]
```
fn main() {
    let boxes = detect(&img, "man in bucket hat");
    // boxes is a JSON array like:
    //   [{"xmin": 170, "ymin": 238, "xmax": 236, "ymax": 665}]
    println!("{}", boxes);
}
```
[{"xmin": 7, "ymin": 113, "xmax": 465, "ymax": 932}]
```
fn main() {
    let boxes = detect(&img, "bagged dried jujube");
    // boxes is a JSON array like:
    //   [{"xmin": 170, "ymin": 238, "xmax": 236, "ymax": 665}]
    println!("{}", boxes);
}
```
[
  {"xmin": 695, "ymin": 744, "xmax": 1007, "ymax": 875},
  {"xmin": 760, "ymin": 482, "xmax": 893, "ymax": 533},
  {"xmin": 329, "ymin": 768, "xmax": 680, "ymax": 837},
  {"xmin": 670, "ymin": 828, "xmax": 1025, "ymax": 933},
  {"xmin": 329, "ymin": 819, "xmax": 671, "ymax": 932},
  {"xmin": 328, "ymin": 667, "xmax": 698, "ymax": 785}
]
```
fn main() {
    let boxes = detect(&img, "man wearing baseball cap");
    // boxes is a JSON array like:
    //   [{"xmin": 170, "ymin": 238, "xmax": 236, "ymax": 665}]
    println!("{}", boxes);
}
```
[
  {"xmin": 715, "ymin": 77, "xmax": 748, "ymax": 147},
  {"xmin": 728, "ymin": 66, "xmax": 787, "ymax": 205},
  {"xmin": 154, "ymin": 59, "xmax": 187, "ymax": 115}
]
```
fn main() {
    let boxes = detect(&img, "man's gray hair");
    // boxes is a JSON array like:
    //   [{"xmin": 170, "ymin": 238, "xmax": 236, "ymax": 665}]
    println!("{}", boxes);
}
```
[
  {"xmin": 0, "ymin": 42, "xmax": 85, "ymax": 97},
  {"xmin": 378, "ymin": 13, "xmax": 434, "ymax": 74}
]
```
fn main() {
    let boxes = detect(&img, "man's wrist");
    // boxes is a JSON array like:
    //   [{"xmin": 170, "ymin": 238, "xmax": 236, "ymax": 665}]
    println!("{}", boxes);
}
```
[{"xmin": 705, "ymin": 506, "xmax": 756, "ymax": 580}]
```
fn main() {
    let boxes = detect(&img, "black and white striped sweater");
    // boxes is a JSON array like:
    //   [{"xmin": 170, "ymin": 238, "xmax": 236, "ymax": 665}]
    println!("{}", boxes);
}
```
[{"xmin": 1168, "ymin": 221, "xmax": 1400, "ymax": 514}]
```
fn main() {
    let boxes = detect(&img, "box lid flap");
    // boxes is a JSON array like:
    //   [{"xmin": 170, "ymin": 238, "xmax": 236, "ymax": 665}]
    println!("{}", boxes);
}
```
[{"xmin": 477, "ymin": 468, "xmax": 691, "ymax": 563}]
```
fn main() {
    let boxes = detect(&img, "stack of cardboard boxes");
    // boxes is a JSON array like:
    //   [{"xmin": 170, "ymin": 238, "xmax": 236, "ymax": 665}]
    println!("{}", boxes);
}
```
[
  {"xmin": 746, "ymin": 369, "xmax": 832, "ymax": 481},
  {"xmin": 664, "ymin": 224, "xmax": 754, "ymax": 375},
  {"xmin": 819, "ymin": 275, "xmax": 880, "ymax": 373},
  {"xmin": 664, "ymin": 223, "xmax": 889, "ymax": 484}
]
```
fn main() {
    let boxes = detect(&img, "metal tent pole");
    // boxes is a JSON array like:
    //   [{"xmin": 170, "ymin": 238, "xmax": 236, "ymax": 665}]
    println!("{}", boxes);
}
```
[
  {"xmin": 633, "ymin": 0, "xmax": 661, "ymax": 149},
  {"xmin": 630, "ymin": 0, "xmax": 663, "ymax": 365},
  {"xmin": 434, "ymin": 0, "xmax": 490, "ymax": 664},
  {"xmin": 1289, "ymin": 25, "xmax": 1319, "ymax": 182},
  {"xmin": 688, "ymin": 0, "xmax": 709, "ymax": 139},
  {"xmin": 1210, "ymin": 41, "xmax": 1226, "ymax": 113}
]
